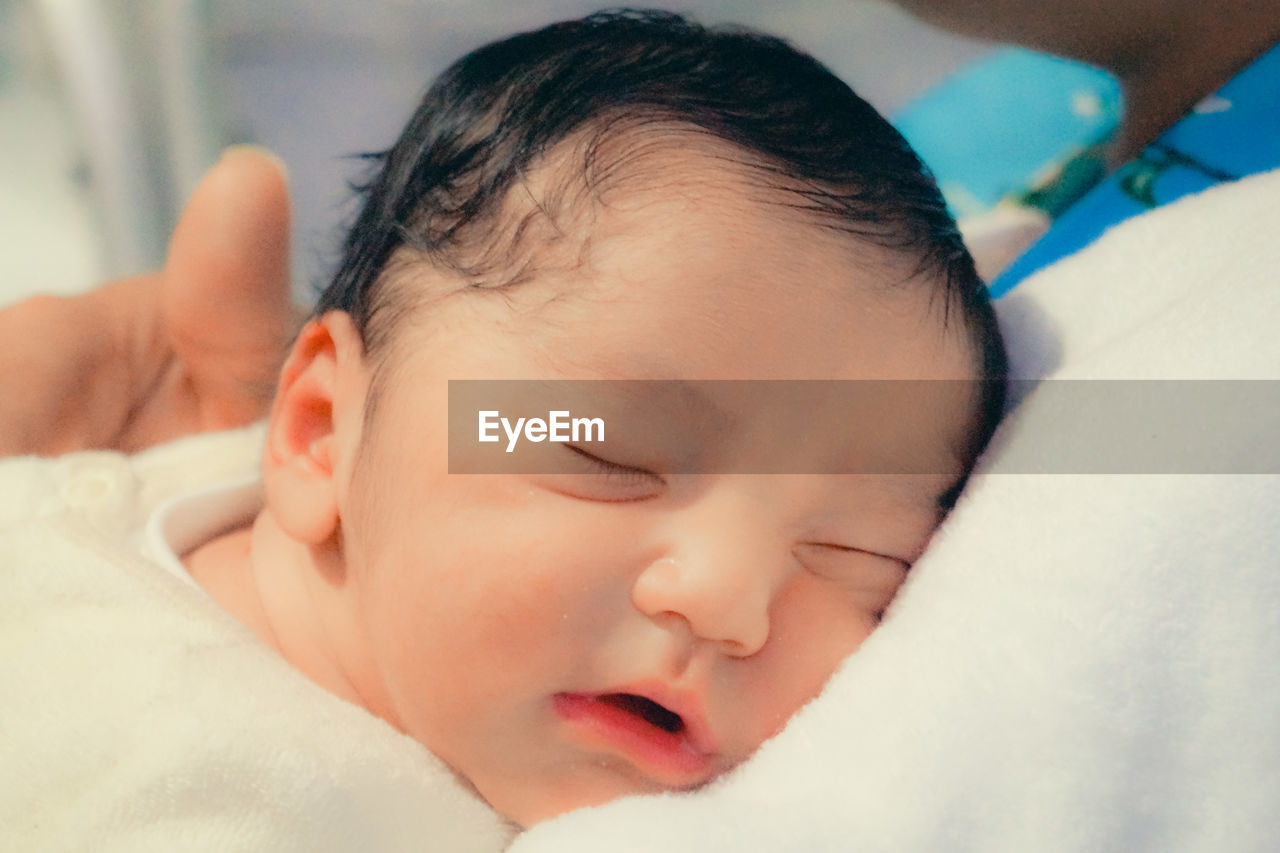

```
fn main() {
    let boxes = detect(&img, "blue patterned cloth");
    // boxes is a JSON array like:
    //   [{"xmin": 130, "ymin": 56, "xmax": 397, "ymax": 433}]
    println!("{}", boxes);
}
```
[{"xmin": 991, "ymin": 42, "xmax": 1280, "ymax": 296}]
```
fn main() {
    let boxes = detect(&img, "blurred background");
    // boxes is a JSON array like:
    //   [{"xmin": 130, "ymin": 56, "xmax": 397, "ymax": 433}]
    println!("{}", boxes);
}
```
[{"xmin": 0, "ymin": 0, "xmax": 1001, "ymax": 307}]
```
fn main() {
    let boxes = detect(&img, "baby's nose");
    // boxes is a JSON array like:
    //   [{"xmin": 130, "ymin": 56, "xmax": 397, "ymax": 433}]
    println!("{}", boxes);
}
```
[{"xmin": 630, "ymin": 545, "xmax": 785, "ymax": 658}]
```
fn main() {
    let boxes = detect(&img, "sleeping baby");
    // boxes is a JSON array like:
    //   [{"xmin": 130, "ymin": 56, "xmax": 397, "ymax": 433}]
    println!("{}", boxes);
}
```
[{"xmin": 0, "ymin": 9, "xmax": 1005, "ymax": 847}]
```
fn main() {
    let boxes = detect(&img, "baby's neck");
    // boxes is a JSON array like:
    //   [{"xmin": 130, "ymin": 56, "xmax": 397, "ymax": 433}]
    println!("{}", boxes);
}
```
[
  {"xmin": 184, "ymin": 525, "xmax": 277, "ymax": 649},
  {"xmin": 184, "ymin": 513, "xmax": 391, "ymax": 721}
]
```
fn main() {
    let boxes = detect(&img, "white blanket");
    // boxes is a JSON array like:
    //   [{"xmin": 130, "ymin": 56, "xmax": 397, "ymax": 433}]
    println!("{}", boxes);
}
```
[
  {"xmin": 0, "ymin": 428, "xmax": 514, "ymax": 852},
  {"xmin": 510, "ymin": 170, "xmax": 1280, "ymax": 852}
]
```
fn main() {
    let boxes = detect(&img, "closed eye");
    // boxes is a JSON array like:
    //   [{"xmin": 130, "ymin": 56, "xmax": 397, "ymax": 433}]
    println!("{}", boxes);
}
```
[
  {"xmin": 807, "ymin": 541, "xmax": 910, "ymax": 567},
  {"xmin": 796, "ymin": 542, "xmax": 911, "ymax": 616},
  {"xmin": 819, "ymin": 545, "xmax": 911, "ymax": 563},
  {"xmin": 551, "ymin": 444, "xmax": 665, "ymax": 502}
]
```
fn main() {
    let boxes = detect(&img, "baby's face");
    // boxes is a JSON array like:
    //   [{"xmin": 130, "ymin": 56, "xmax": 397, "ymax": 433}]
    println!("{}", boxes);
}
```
[{"xmin": 324, "ymin": 157, "xmax": 976, "ymax": 825}]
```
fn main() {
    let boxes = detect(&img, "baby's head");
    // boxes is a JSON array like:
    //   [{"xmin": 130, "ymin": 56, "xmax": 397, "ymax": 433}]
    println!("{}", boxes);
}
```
[{"xmin": 258, "ymin": 10, "xmax": 1004, "ymax": 826}]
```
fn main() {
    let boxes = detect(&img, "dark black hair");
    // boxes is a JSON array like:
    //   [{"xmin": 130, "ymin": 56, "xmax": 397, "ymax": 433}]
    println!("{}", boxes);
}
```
[{"xmin": 315, "ymin": 8, "xmax": 1006, "ymax": 455}]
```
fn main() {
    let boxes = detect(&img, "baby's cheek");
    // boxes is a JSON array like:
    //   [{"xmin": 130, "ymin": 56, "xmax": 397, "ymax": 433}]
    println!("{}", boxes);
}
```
[
  {"xmin": 740, "ymin": 575, "xmax": 878, "ymax": 738},
  {"xmin": 432, "ymin": 544, "xmax": 622, "ymax": 664}
]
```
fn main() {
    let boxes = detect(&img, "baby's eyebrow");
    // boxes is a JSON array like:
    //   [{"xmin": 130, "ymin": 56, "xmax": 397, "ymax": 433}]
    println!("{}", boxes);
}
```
[
  {"xmin": 583, "ymin": 379, "xmax": 738, "ymax": 436},
  {"xmin": 853, "ymin": 472, "xmax": 961, "ymax": 510}
]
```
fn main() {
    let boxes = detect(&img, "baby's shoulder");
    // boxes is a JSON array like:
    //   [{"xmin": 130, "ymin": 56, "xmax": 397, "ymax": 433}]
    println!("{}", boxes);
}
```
[{"xmin": 0, "ymin": 509, "xmax": 511, "ymax": 851}]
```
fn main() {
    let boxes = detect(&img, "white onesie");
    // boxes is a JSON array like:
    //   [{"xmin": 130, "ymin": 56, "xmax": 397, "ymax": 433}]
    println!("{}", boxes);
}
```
[{"xmin": 0, "ymin": 426, "xmax": 514, "ymax": 852}]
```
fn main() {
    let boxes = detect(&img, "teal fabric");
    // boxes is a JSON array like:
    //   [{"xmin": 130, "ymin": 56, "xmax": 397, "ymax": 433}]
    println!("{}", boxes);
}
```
[
  {"xmin": 894, "ymin": 48, "xmax": 1122, "ymax": 220},
  {"xmin": 992, "ymin": 42, "xmax": 1280, "ymax": 296}
]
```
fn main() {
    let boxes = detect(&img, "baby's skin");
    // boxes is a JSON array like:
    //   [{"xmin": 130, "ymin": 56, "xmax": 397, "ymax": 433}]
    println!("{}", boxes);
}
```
[{"xmin": 185, "ymin": 142, "xmax": 977, "ymax": 826}]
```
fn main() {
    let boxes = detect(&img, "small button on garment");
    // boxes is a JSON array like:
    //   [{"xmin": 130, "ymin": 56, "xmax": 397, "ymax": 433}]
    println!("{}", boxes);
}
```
[{"xmin": 53, "ymin": 453, "xmax": 141, "ymax": 533}]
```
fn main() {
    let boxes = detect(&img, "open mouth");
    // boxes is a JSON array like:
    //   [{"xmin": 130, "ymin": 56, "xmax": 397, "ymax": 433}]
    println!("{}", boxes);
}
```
[
  {"xmin": 596, "ymin": 692, "xmax": 685, "ymax": 734},
  {"xmin": 553, "ymin": 690, "xmax": 713, "ymax": 785}
]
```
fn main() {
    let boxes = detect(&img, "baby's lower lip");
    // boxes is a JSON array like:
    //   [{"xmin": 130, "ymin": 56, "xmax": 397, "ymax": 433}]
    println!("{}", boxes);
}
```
[{"xmin": 553, "ymin": 692, "xmax": 714, "ymax": 787}]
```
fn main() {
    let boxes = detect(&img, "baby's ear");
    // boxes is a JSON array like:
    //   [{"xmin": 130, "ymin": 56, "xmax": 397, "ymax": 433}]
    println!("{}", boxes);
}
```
[{"xmin": 262, "ymin": 312, "xmax": 367, "ymax": 545}]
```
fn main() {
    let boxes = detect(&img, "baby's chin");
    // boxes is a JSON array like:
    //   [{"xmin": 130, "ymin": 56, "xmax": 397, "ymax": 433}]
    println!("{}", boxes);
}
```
[
  {"xmin": 469, "ymin": 759, "xmax": 706, "ymax": 828},
  {"xmin": 499, "ymin": 790, "xmax": 650, "ymax": 829}
]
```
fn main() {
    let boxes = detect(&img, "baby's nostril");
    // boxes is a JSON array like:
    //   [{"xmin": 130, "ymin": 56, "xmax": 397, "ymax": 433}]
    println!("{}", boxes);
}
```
[{"xmin": 599, "ymin": 693, "xmax": 684, "ymax": 733}]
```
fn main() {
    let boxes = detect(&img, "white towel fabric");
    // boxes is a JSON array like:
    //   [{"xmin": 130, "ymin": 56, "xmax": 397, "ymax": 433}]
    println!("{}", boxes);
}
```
[
  {"xmin": 510, "ymin": 170, "xmax": 1280, "ymax": 852},
  {"xmin": 0, "ymin": 427, "xmax": 514, "ymax": 852}
]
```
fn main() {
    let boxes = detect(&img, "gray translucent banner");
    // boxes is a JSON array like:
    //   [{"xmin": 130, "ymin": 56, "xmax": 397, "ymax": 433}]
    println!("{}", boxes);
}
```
[{"xmin": 447, "ymin": 380, "xmax": 1280, "ymax": 475}]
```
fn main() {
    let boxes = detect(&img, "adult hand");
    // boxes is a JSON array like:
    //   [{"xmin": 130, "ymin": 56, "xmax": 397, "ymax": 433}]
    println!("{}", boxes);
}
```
[{"xmin": 0, "ymin": 146, "xmax": 295, "ymax": 456}]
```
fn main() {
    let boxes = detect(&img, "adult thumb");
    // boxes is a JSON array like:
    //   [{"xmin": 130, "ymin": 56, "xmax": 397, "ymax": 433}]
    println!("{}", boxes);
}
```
[{"xmin": 162, "ymin": 145, "xmax": 295, "ymax": 423}]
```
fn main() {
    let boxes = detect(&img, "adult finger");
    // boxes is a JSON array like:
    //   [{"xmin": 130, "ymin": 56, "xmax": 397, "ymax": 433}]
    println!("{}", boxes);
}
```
[{"xmin": 161, "ymin": 145, "xmax": 295, "ymax": 426}]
